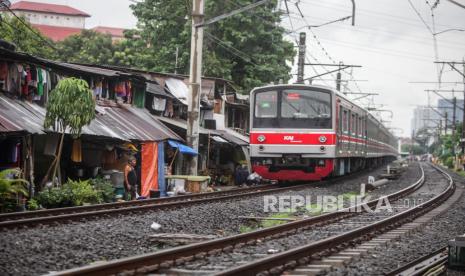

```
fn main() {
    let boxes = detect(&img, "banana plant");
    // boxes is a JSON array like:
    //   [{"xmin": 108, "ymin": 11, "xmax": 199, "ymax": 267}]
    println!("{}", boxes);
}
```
[{"xmin": 0, "ymin": 168, "xmax": 29, "ymax": 212}]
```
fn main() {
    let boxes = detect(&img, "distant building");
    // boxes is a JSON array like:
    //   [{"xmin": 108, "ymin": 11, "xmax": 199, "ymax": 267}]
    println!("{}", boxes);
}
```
[
  {"xmin": 411, "ymin": 106, "xmax": 439, "ymax": 134},
  {"xmin": 6, "ymin": 1, "xmax": 127, "ymax": 42},
  {"xmin": 437, "ymin": 98, "xmax": 464, "ymax": 126},
  {"xmin": 92, "ymin": 26, "xmax": 126, "ymax": 42},
  {"xmin": 8, "ymin": 1, "xmax": 89, "ymax": 41}
]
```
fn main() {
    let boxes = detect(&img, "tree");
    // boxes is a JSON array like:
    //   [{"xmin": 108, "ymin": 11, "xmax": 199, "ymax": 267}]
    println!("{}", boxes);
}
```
[
  {"xmin": 130, "ymin": 0, "xmax": 295, "ymax": 92},
  {"xmin": 43, "ymin": 78, "xmax": 95, "ymax": 185},
  {"xmin": 0, "ymin": 15, "xmax": 54, "ymax": 58},
  {"xmin": 55, "ymin": 30, "xmax": 115, "ymax": 64}
]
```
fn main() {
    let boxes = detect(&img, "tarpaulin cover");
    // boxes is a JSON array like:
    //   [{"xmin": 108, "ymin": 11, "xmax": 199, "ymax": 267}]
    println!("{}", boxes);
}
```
[
  {"xmin": 168, "ymin": 140, "xmax": 198, "ymax": 156},
  {"xmin": 141, "ymin": 142, "xmax": 158, "ymax": 197}
]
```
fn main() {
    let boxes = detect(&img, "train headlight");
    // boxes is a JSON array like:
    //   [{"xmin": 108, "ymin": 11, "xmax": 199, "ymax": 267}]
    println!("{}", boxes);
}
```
[
  {"xmin": 257, "ymin": 135, "xmax": 266, "ymax": 143},
  {"xmin": 319, "ymin": 135, "xmax": 327, "ymax": 143},
  {"xmin": 320, "ymin": 146, "xmax": 326, "ymax": 152}
]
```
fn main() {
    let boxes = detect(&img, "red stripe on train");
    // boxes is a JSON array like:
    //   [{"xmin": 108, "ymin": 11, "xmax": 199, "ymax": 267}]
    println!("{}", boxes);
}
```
[{"xmin": 250, "ymin": 132, "xmax": 336, "ymax": 145}]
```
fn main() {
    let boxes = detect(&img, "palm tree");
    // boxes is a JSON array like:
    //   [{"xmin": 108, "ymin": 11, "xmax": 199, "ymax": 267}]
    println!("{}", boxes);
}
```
[{"xmin": 0, "ymin": 168, "xmax": 29, "ymax": 212}]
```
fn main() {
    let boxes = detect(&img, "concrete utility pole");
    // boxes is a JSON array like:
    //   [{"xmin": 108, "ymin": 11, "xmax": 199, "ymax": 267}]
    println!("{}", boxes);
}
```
[
  {"xmin": 296, "ymin": 32, "xmax": 306, "ymax": 84},
  {"xmin": 186, "ymin": 0, "xmax": 204, "ymax": 175},
  {"xmin": 462, "ymin": 59, "xmax": 465, "ymax": 153},
  {"xmin": 445, "ymin": 112, "xmax": 448, "ymax": 135},
  {"xmin": 453, "ymin": 96, "xmax": 457, "ymax": 136}
]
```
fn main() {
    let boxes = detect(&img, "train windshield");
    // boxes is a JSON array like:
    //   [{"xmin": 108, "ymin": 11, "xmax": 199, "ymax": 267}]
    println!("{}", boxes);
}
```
[{"xmin": 254, "ymin": 88, "xmax": 332, "ymax": 129}]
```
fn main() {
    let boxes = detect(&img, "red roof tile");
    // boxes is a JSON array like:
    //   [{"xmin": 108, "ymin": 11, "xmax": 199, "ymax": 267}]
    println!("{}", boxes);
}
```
[
  {"xmin": 32, "ymin": 24, "xmax": 82, "ymax": 41},
  {"xmin": 92, "ymin": 26, "xmax": 125, "ymax": 38},
  {"xmin": 10, "ymin": 1, "xmax": 90, "ymax": 17}
]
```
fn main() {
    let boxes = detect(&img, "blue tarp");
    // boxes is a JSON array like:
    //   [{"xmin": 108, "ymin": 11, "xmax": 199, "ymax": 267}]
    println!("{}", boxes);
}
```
[{"xmin": 168, "ymin": 140, "xmax": 198, "ymax": 156}]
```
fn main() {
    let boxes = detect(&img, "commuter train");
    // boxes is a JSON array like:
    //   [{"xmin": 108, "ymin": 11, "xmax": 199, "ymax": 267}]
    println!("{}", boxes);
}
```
[{"xmin": 249, "ymin": 84, "xmax": 398, "ymax": 182}]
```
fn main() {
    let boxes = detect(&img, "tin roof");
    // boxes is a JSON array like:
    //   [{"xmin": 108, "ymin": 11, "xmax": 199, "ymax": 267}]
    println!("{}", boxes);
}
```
[
  {"xmin": 92, "ymin": 26, "xmax": 125, "ymax": 38},
  {"xmin": 0, "ymin": 94, "xmax": 182, "ymax": 142},
  {"xmin": 32, "ymin": 24, "xmax": 83, "ymax": 41},
  {"xmin": 10, "ymin": 1, "xmax": 90, "ymax": 17}
]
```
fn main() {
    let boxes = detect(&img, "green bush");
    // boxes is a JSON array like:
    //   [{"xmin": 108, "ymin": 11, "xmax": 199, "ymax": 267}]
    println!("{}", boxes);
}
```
[
  {"xmin": 36, "ymin": 179, "xmax": 103, "ymax": 208},
  {"xmin": 27, "ymin": 198, "xmax": 39, "ymax": 210},
  {"xmin": 445, "ymin": 156, "xmax": 455, "ymax": 169},
  {"xmin": 36, "ymin": 186, "xmax": 73, "ymax": 208},
  {"xmin": 90, "ymin": 177, "xmax": 115, "ymax": 203}
]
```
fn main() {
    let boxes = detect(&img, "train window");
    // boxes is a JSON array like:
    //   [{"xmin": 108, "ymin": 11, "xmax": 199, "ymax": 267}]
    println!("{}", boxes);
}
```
[
  {"xmin": 281, "ymin": 90, "xmax": 331, "ymax": 119},
  {"xmin": 253, "ymin": 88, "xmax": 332, "ymax": 129},
  {"xmin": 255, "ymin": 91, "xmax": 277, "ymax": 118},
  {"xmin": 351, "ymin": 113, "xmax": 355, "ymax": 136},
  {"xmin": 343, "ymin": 110, "xmax": 348, "ymax": 133},
  {"xmin": 358, "ymin": 116, "xmax": 362, "ymax": 137},
  {"xmin": 338, "ymin": 106, "xmax": 343, "ymax": 132},
  {"xmin": 354, "ymin": 114, "xmax": 359, "ymax": 136}
]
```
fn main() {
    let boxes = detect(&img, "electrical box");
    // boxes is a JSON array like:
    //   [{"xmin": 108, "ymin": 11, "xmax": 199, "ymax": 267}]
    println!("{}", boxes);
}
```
[{"xmin": 449, "ymin": 235, "xmax": 465, "ymax": 270}]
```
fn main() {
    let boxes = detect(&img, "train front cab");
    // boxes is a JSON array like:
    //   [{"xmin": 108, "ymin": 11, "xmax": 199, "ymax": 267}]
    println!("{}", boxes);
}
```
[{"xmin": 249, "ymin": 85, "xmax": 337, "ymax": 181}]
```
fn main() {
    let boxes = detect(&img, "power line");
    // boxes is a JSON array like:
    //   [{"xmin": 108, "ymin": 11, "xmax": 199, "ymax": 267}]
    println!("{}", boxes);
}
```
[
  {"xmin": 0, "ymin": 2, "xmax": 56, "ymax": 50},
  {"xmin": 204, "ymin": 32, "xmax": 260, "ymax": 67},
  {"xmin": 407, "ymin": 0, "xmax": 434, "ymax": 35}
]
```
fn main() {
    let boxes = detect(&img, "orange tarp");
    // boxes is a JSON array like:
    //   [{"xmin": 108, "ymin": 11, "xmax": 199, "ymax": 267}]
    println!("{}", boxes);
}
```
[{"xmin": 141, "ymin": 142, "xmax": 158, "ymax": 197}]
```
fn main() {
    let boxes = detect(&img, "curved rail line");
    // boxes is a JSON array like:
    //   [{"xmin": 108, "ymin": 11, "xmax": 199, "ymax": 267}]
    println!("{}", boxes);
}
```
[
  {"xmin": 0, "ymin": 167, "xmax": 382, "ymax": 229},
  {"xmin": 49, "ymin": 163, "xmax": 428, "ymax": 276},
  {"xmin": 217, "ymin": 164, "xmax": 454, "ymax": 276}
]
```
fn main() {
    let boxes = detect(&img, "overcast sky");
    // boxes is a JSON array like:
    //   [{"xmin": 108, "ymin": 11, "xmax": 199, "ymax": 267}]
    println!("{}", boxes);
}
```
[{"xmin": 13, "ymin": 0, "xmax": 465, "ymax": 137}]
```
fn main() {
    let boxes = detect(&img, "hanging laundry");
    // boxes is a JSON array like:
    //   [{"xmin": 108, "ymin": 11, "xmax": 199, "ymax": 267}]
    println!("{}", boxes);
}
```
[
  {"xmin": 164, "ymin": 99, "xmax": 174, "ymax": 117},
  {"xmin": 43, "ymin": 133, "xmax": 59, "ymax": 156},
  {"xmin": 37, "ymin": 68, "xmax": 44, "ymax": 96},
  {"xmin": 115, "ymin": 82, "xmax": 126, "ymax": 97},
  {"xmin": 93, "ymin": 79, "xmax": 103, "ymax": 98},
  {"xmin": 102, "ymin": 149, "xmax": 117, "ymax": 165},
  {"xmin": 102, "ymin": 80, "xmax": 108, "ymax": 98},
  {"xmin": 152, "ymin": 97, "xmax": 166, "ymax": 111},
  {"xmin": 0, "ymin": 62, "xmax": 8, "ymax": 91},
  {"xmin": 21, "ymin": 65, "xmax": 29, "ymax": 96},
  {"xmin": 71, "ymin": 139, "xmax": 82, "ymax": 163},
  {"xmin": 8, "ymin": 63, "xmax": 20, "ymax": 94}
]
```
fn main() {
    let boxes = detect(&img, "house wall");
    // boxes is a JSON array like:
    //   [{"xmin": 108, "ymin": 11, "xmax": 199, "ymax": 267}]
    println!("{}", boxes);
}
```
[{"xmin": 16, "ymin": 11, "xmax": 86, "ymax": 28}]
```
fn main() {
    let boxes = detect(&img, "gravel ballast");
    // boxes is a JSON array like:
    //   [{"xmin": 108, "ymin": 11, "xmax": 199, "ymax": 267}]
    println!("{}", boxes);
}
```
[
  {"xmin": 325, "ymin": 165, "xmax": 465, "ymax": 276},
  {"xmin": 0, "ymin": 163, "xmax": 419, "ymax": 275}
]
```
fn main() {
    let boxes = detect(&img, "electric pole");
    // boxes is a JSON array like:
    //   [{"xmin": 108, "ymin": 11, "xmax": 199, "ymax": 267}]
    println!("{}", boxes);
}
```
[
  {"xmin": 185, "ymin": 0, "xmax": 270, "ymax": 175},
  {"xmin": 186, "ymin": 0, "xmax": 204, "ymax": 175},
  {"xmin": 445, "ymin": 112, "xmax": 448, "ymax": 135},
  {"xmin": 296, "ymin": 32, "xmax": 306, "ymax": 84},
  {"xmin": 453, "ymin": 96, "xmax": 457, "ymax": 136},
  {"xmin": 462, "ymin": 59, "xmax": 465, "ymax": 153}
]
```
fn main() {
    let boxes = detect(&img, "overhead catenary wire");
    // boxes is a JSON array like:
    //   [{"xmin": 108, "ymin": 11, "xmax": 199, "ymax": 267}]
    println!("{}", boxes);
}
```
[{"xmin": 0, "ymin": 2, "xmax": 56, "ymax": 50}]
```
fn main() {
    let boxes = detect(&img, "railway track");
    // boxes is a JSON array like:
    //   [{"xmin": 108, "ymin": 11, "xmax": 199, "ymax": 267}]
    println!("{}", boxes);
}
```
[
  {"xmin": 385, "ymin": 247, "xmax": 448, "ymax": 276},
  {"xmin": 47, "ymin": 162, "xmax": 452, "ymax": 276},
  {"xmin": 0, "ymin": 165, "xmax": 383, "ymax": 230}
]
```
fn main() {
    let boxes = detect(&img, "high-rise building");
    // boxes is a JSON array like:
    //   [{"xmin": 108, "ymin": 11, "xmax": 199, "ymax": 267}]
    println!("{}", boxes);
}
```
[
  {"xmin": 437, "ymin": 98, "xmax": 464, "ymax": 127},
  {"xmin": 411, "ymin": 106, "xmax": 439, "ymax": 134}
]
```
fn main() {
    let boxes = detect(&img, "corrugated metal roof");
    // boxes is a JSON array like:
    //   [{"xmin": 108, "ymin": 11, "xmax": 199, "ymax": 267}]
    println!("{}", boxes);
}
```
[
  {"xmin": 155, "ymin": 115, "xmax": 248, "ymax": 146},
  {"xmin": 146, "ymin": 82, "xmax": 173, "ymax": 98},
  {"xmin": 0, "ymin": 95, "xmax": 45, "ymax": 134},
  {"xmin": 0, "ymin": 95, "xmax": 182, "ymax": 142}
]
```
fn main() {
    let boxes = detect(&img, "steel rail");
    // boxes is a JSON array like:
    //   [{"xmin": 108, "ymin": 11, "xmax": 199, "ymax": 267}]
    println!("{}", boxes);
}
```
[
  {"xmin": 0, "ymin": 166, "xmax": 379, "ymax": 229},
  {"xmin": 0, "ymin": 184, "xmax": 313, "ymax": 229},
  {"xmin": 216, "ymin": 164, "xmax": 454, "ymax": 276},
  {"xmin": 385, "ymin": 247, "xmax": 447, "ymax": 276},
  {"xmin": 49, "ymin": 164, "xmax": 425, "ymax": 276}
]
